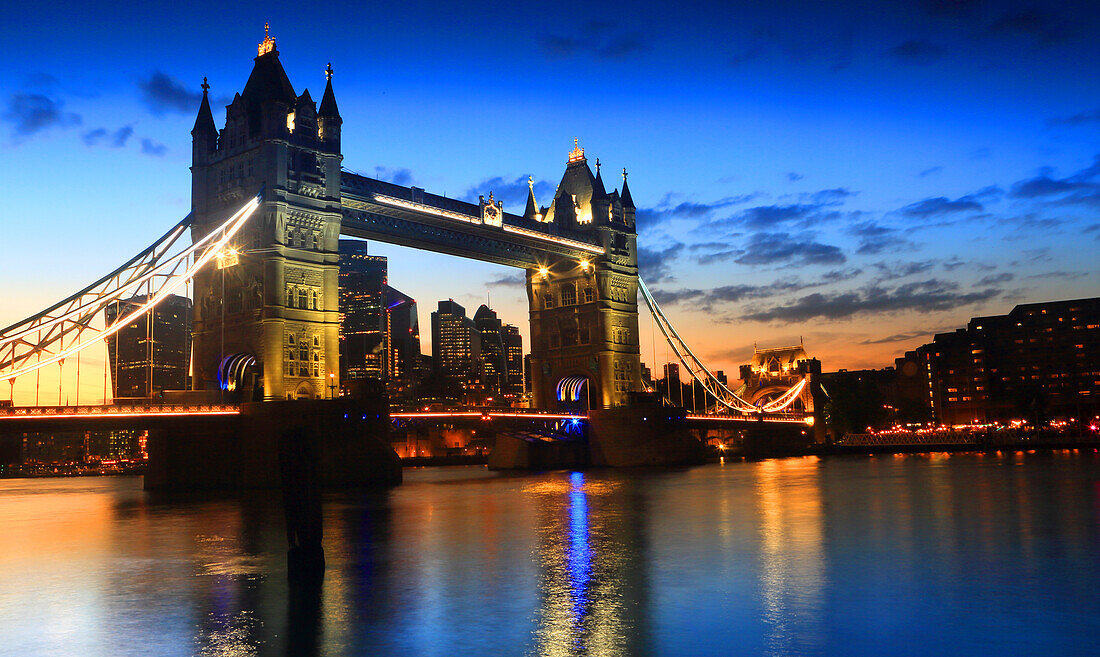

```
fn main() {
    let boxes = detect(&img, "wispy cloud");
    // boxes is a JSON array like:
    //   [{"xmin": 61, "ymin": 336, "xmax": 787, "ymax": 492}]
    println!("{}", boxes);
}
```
[
  {"xmin": 2, "ymin": 92, "xmax": 81, "ymax": 140},
  {"xmin": 140, "ymin": 138, "xmax": 167, "ymax": 157},
  {"xmin": 741, "ymin": 279, "xmax": 1003, "ymax": 323}
]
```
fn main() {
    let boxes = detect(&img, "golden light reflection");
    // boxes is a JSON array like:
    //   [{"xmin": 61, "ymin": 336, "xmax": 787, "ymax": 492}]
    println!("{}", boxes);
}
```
[{"xmin": 753, "ymin": 457, "xmax": 826, "ymax": 655}]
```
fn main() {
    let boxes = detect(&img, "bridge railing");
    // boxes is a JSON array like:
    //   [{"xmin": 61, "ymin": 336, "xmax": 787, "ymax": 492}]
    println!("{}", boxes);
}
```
[{"xmin": 0, "ymin": 404, "xmax": 240, "ymax": 418}]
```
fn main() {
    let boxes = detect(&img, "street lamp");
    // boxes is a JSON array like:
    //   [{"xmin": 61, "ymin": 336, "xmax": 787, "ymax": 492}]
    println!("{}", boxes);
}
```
[{"xmin": 328, "ymin": 372, "xmax": 336, "ymax": 399}]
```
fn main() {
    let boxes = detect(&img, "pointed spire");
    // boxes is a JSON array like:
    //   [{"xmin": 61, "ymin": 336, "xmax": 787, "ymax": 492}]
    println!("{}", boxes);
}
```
[
  {"xmin": 192, "ymin": 77, "xmax": 216, "ymax": 135},
  {"xmin": 592, "ymin": 157, "xmax": 607, "ymax": 198},
  {"xmin": 319, "ymin": 62, "xmax": 340, "ymax": 118},
  {"xmin": 620, "ymin": 167, "xmax": 635, "ymax": 209},
  {"xmin": 524, "ymin": 175, "xmax": 540, "ymax": 220}
]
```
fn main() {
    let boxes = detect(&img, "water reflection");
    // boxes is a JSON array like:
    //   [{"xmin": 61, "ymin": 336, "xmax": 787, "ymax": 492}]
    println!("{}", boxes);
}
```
[
  {"xmin": 4, "ymin": 456, "xmax": 1100, "ymax": 656},
  {"xmin": 753, "ymin": 458, "xmax": 826, "ymax": 657},
  {"xmin": 531, "ymin": 472, "xmax": 648, "ymax": 657}
]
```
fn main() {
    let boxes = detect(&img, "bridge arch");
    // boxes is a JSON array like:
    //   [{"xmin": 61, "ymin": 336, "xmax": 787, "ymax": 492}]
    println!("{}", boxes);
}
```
[{"xmin": 293, "ymin": 381, "xmax": 318, "ymax": 400}]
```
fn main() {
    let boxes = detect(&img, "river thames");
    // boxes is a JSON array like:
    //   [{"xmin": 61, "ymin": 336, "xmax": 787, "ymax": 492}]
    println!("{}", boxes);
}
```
[{"xmin": 2, "ymin": 452, "xmax": 1099, "ymax": 656}]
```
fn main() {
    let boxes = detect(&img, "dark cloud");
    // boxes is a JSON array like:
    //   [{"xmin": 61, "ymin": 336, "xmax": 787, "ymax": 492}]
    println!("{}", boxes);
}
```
[
  {"xmin": 1007, "ymin": 159, "xmax": 1100, "ymax": 210},
  {"xmin": 1009, "ymin": 159, "xmax": 1100, "ymax": 204},
  {"xmin": 741, "ymin": 279, "xmax": 1003, "ymax": 323},
  {"xmin": 734, "ymin": 232, "xmax": 846, "ymax": 266},
  {"xmin": 540, "ymin": 21, "xmax": 649, "ymax": 60},
  {"xmin": 1009, "ymin": 247, "xmax": 1053, "ymax": 267},
  {"xmin": 140, "ymin": 138, "xmax": 167, "ymax": 157},
  {"xmin": 786, "ymin": 172, "xmax": 804, "ymax": 182},
  {"xmin": 887, "ymin": 40, "xmax": 944, "ymax": 65},
  {"xmin": 373, "ymin": 166, "xmax": 416, "ymax": 187},
  {"xmin": 919, "ymin": 166, "xmax": 944, "ymax": 178},
  {"xmin": 850, "ymin": 221, "xmax": 912, "ymax": 255},
  {"xmin": 696, "ymin": 248, "xmax": 744, "ymax": 265},
  {"xmin": 461, "ymin": 174, "xmax": 553, "ymax": 210},
  {"xmin": 138, "ymin": 71, "xmax": 205, "ymax": 115},
  {"xmin": 1047, "ymin": 109, "xmax": 1100, "ymax": 127},
  {"xmin": 1011, "ymin": 174, "xmax": 1090, "ymax": 198},
  {"xmin": 737, "ymin": 204, "xmax": 822, "ymax": 229},
  {"xmin": 942, "ymin": 257, "xmax": 996, "ymax": 272},
  {"xmin": 872, "ymin": 260, "xmax": 937, "ymax": 281},
  {"xmin": 2, "ymin": 92, "xmax": 81, "ymax": 139},
  {"xmin": 977, "ymin": 272, "xmax": 1014, "ymax": 285},
  {"xmin": 988, "ymin": 8, "xmax": 1070, "ymax": 44},
  {"xmin": 82, "ymin": 125, "xmax": 133, "ymax": 148},
  {"xmin": 899, "ymin": 194, "xmax": 984, "ymax": 218},
  {"xmin": 638, "ymin": 193, "xmax": 757, "ymax": 231},
  {"xmin": 859, "ymin": 329, "xmax": 939, "ymax": 345},
  {"xmin": 810, "ymin": 187, "xmax": 856, "ymax": 203},
  {"xmin": 651, "ymin": 268, "xmax": 863, "ymax": 309},
  {"xmin": 711, "ymin": 193, "xmax": 853, "ymax": 233},
  {"xmin": 1025, "ymin": 270, "xmax": 1089, "ymax": 280},
  {"xmin": 638, "ymin": 241, "xmax": 685, "ymax": 283}
]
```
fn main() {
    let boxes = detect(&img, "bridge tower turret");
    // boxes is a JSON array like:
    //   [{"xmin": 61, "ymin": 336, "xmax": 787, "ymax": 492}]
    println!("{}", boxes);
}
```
[
  {"xmin": 189, "ymin": 27, "xmax": 342, "ymax": 400},
  {"xmin": 527, "ymin": 141, "xmax": 642, "ymax": 410}
]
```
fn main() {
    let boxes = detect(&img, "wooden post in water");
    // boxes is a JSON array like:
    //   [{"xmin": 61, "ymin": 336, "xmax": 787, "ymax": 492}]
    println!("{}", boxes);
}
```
[{"xmin": 279, "ymin": 426, "xmax": 325, "ymax": 579}]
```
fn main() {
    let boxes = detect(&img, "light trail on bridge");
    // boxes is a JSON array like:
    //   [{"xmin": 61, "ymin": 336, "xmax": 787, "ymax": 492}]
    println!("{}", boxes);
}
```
[
  {"xmin": 0, "ymin": 192, "xmax": 262, "ymax": 390},
  {"xmin": 391, "ymin": 411, "xmax": 585, "ymax": 420},
  {"xmin": 0, "ymin": 406, "xmax": 240, "ymax": 420}
]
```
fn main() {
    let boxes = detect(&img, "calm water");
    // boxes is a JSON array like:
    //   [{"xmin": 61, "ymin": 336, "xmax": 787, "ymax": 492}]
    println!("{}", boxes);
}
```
[{"xmin": 2, "ymin": 453, "xmax": 1100, "ymax": 656}]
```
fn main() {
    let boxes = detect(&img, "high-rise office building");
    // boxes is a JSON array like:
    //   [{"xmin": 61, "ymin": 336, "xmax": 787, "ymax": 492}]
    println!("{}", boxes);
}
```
[
  {"xmin": 502, "ymin": 323, "xmax": 524, "ymax": 397},
  {"xmin": 385, "ymin": 285, "xmax": 423, "ymax": 397},
  {"xmin": 338, "ymin": 239, "xmax": 387, "ymax": 381},
  {"xmin": 473, "ymin": 305, "xmax": 508, "ymax": 399},
  {"xmin": 431, "ymin": 300, "xmax": 482, "ymax": 398},
  {"xmin": 105, "ymin": 294, "xmax": 191, "ymax": 400}
]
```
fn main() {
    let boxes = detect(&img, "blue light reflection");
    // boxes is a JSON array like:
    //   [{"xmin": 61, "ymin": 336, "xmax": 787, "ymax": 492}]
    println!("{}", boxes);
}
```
[{"xmin": 567, "ymin": 471, "xmax": 592, "ymax": 642}]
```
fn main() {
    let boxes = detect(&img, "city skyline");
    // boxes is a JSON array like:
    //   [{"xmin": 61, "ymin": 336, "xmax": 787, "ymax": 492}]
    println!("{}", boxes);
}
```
[{"xmin": 2, "ymin": 1, "xmax": 1099, "ymax": 406}]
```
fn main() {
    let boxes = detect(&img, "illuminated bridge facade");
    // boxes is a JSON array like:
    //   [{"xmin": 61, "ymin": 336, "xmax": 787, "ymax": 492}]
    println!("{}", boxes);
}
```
[{"xmin": 189, "ymin": 32, "xmax": 642, "ymax": 409}]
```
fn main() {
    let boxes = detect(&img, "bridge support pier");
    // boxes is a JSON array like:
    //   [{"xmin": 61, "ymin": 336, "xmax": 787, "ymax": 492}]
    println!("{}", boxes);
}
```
[
  {"xmin": 487, "ymin": 405, "xmax": 706, "ymax": 470},
  {"xmin": 145, "ymin": 399, "xmax": 400, "ymax": 490}
]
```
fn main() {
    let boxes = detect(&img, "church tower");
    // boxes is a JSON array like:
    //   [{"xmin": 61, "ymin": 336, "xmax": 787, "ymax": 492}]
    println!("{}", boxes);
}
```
[
  {"xmin": 190, "ymin": 27, "xmax": 343, "ymax": 400},
  {"xmin": 526, "ymin": 141, "xmax": 641, "ymax": 409}
]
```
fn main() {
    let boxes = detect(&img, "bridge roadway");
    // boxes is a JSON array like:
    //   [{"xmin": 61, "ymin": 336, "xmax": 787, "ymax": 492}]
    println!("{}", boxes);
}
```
[
  {"xmin": 0, "ymin": 404, "xmax": 241, "ymax": 436},
  {"xmin": 0, "ymin": 403, "xmax": 808, "ymax": 438}
]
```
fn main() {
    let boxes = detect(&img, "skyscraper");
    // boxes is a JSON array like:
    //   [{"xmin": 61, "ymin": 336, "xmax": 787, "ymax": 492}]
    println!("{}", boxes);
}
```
[
  {"xmin": 105, "ymin": 294, "xmax": 191, "ymax": 400},
  {"xmin": 502, "ymin": 323, "xmax": 524, "ymax": 397},
  {"xmin": 431, "ymin": 300, "xmax": 482, "ymax": 399},
  {"xmin": 473, "ymin": 305, "xmax": 508, "ymax": 400},
  {"xmin": 385, "ymin": 285, "xmax": 423, "ymax": 398},
  {"xmin": 338, "ymin": 239, "xmax": 387, "ymax": 381}
]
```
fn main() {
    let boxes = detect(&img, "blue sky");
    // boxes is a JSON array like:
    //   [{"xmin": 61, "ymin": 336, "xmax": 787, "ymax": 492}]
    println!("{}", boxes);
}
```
[{"xmin": 2, "ymin": 0, "xmax": 1099, "ymax": 402}]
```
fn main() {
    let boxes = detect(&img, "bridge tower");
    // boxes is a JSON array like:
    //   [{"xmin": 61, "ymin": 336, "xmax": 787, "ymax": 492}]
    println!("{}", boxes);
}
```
[
  {"xmin": 190, "ymin": 29, "xmax": 343, "ymax": 400},
  {"xmin": 526, "ymin": 142, "xmax": 641, "ymax": 410}
]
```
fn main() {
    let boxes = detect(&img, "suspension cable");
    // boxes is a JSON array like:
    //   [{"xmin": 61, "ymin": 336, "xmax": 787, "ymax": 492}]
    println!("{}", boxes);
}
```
[
  {"xmin": 1, "ymin": 192, "xmax": 262, "ymax": 381},
  {"xmin": 637, "ymin": 277, "xmax": 807, "ymax": 414}
]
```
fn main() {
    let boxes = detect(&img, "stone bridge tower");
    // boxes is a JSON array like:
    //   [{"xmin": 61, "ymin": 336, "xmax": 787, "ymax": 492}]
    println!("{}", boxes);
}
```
[
  {"xmin": 526, "ymin": 142, "xmax": 641, "ymax": 410},
  {"xmin": 190, "ymin": 28, "xmax": 343, "ymax": 400}
]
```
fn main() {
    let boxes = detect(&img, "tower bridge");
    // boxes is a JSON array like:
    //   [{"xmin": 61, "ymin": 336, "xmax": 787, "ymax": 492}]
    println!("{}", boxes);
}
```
[
  {"xmin": 0, "ymin": 29, "xmax": 820, "ymax": 482},
  {"xmin": 187, "ymin": 31, "xmax": 643, "ymax": 410}
]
